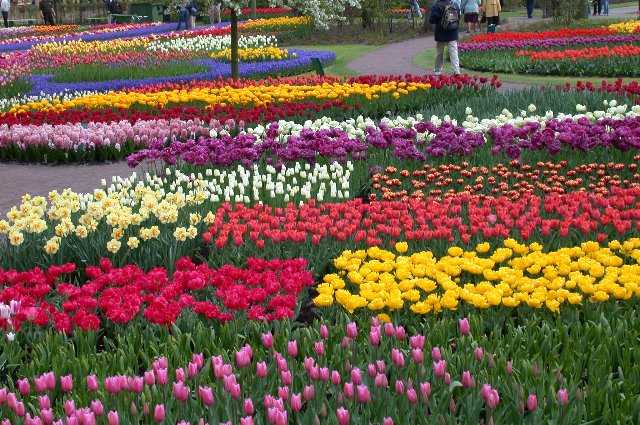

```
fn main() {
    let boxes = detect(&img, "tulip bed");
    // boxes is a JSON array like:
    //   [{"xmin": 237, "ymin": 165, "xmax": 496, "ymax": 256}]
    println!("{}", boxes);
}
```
[{"xmin": 460, "ymin": 20, "xmax": 640, "ymax": 77}]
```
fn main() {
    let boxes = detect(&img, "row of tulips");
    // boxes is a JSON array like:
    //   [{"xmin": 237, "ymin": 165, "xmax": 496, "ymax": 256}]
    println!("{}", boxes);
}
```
[
  {"xmin": 370, "ymin": 159, "xmax": 640, "ymax": 201},
  {"xmin": 0, "ymin": 256, "xmax": 313, "ymax": 334},
  {"xmin": 1, "ymin": 306, "xmax": 639, "ymax": 423}
]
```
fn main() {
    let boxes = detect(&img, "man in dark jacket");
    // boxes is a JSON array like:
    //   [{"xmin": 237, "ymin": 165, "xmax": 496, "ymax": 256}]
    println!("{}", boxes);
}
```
[
  {"xmin": 429, "ymin": 0, "xmax": 461, "ymax": 75},
  {"xmin": 39, "ymin": 0, "xmax": 55, "ymax": 25}
]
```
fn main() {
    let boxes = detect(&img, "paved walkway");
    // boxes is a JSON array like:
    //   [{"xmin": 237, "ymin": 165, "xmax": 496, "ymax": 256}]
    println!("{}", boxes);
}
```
[{"xmin": 0, "ymin": 161, "xmax": 141, "ymax": 214}]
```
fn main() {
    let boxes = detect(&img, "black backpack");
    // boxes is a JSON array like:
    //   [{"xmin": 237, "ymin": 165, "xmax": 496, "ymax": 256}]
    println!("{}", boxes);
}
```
[{"xmin": 440, "ymin": 1, "xmax": 460, "ymax": 31}]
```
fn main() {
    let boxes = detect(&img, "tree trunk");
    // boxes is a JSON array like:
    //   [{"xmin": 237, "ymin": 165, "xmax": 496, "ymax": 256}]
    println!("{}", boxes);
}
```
[
  {"xmin": 251, "ymin": 0, "xmax": 257, "ymax": 18},
  {"xmin": 231, "ymin": 9, "xmax": 239, "ymax": 80}
]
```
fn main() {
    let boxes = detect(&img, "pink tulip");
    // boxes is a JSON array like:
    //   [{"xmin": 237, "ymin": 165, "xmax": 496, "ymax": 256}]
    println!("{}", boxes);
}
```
[
  {"xmin": 420, "ymin": 382, "xmax": 432, "ymax": 400},
  {"xmin": 277, "ymin": 386, "xmax": 289, "ymax": 400},
  {"xmin": 107, "ymin": 411, "xmax": 119, "ymax": 425},
  {"xmin": 331, "ymin": 370, "xmax": 341, "ymax": 385},
  {"xmin": 374, "ymin": 373, "xmax": 388, "ymax": 388},
  {"xmin": 192, "ymin": 353, "xmax": 204, "ymax": 368},
  {"xmin": 384, "ymin": 323, "xmax": 395, "ymax": 337},
  {"xmin": 156, "ymin": 369, "xmax": 168, "ymax": 385},
  {"xmin": 0, "ymin": 388, "xmax": 6, "ymax": 404},
  {"xmin": 153, "ymin": 357, "xmax": 168, "ymax": 370},
  {"xmin": 243, "ymin": 398, "xmax": 254, "ymax": 415},
  {"xmin": 336, "ymin": 407, "xmax": 350, "ymax": 425},
  {"xmin": 407, "ymin": 387, "xmax": 418, "ymax": 404},
  {"xmin": 304, "ymin": 357, "xmax": 315, "ymax": 371},
  {"xmin": 256, "ymin": 361, "xmax": 268, "ymax": 378},
  {"xmin": 433, "ymin": 360, "xmax": 447, "ymax": 378},
  {"xmin": 261, "ymin": 332, "xmax": 273, "ymax": 349},
  {"xmin": 172, "ymin": 381, "xmax": 189, "ymax": 402},
  {"xmin": 350, "ymin": 367, "xmax": 362, "ymax": 385},
  {"xmin": 395, "ymin": 380, "xmax": 404, "ymax": 394},
  {"xmin": 320, "ymin": 324, "xmax": 329, "ymax": 339},
  {"xmin": 63, "ymin": 399, "xmax": 76, "ymax": 416},
  {"xmin": 557, "ymin": 388, "xmax": 569, "ymax": 406},
  {"xmin": 86, "ymin": 375, "xmax": 99, "ymax": 392},
  {"xmin": 395, "ymin": 326, "xmax": 406, "ymax": 340},
  {"xmin": 411, "ymin": 348, "xmax": 424, "ymax": 364},
  {"xmin": 153, "ymin": 404, "xmax": 165, "ymax": 423},
  {"xmin": 367, "ymin": 364, "xmax": 377, "ymax": 377},
  {"xmin": 444, "ymin": 373, "xmax": 451, "ymax": 385},
  {"xmin": 431, "ymin": 347, "xmax": 442, "ymax": 361},
  {"xmin": 129, "ymin": 377, "xmax": 144, "ymax": 393},
  {"xmin": 40, "ymin": 408, "xmax": 54, "ymax": 425},
  {"xmin": 175, "ymin": 368, "xmax": 186, "ymax": 382},
  {"xmin": 229, "ymin": 383, "xmax": 241, "ymax": 400},
  {"xmin": 461, "ymin": 371, "xmax": 475, "ymax": 388},
  {"xmin": 343, "ymin": 382, "xmax": 354, "ymax": 398},
  {"xmin": 319, "ymin": 367, "xmax": 330, "ymax": 382},
  {"xmin": 240, "ymin": 417, "xmax": 254, "ymax": 425},
  {"xmin": 369, "ymin": 328, "xmax": 381, "ymax": 346},
  {"xmin": 527, "ymin": 393, "xmax": 538, "ymax": 411},
  {"xmin": 341, "ymin": 337, "xmax": 351, "ymax": 348},
  {"xmin": 188, "ymin": 362, "xmax": 199, "ymax": 378},
  {"xmin": 488, "ymin": 214, "xmax": 497, "ymax": 224},
  {"xmin": 474, "ymin": 347, "xmax": 484, "ymax": 361},
  {"xmin": 236, "ymin": 346, "xmax": 252, "ymax": 368},
  {"xmin": 280, "ymin": 370, "xmax": 292, "ymax": 386},
  {"xmin": 290, "ymin": 393, "xmax": 302, "ymax": 411},
  {"xmin": 346, "ymin": 322, "xmax": 358, "ymax": 339},
  {"xmin": 60, "ymin": 375, "xmax": 73, "ymax": 393},
  {"xmin": 506, "ymin": 360, "xmax": 513, "ymax": 375},
  {"xmin": 356, "ymin": 384, "xmax": 371, "ymax": 403},
  {"xmin": 391, "ymin": 348, "xmax": 405, "ymax": 367},
  {"xmin": 410, "ymin": 335, "xmax": 425, "ymax": 350},
  {"xmin": 90, "ymin": 400, "xmax": 104, "ymax": 416},
  {"xmin": 383, "ymin": 418, "xmax": 394, "ymax": 425},
  {"xmin": 0, "ymin": 420, "xmax": 9, "ymax": 425},
  {"xmin": 458, "ymin": 318, "xmax": 470, "ymax": 336},
  {"xmin": 376, "ymin": 360, "xmax": 386, "ymax": 373},
  {"xmin": 14, "ymin": 401, "xmax": 25, "ymax": 417},
  {"xmin": 287, "ymin": 340, "xmax": 298, "ymax": 357},
  {"xmin": 300, "ymin": 384, "xmax": 313, "ymax": 401},
  {"xmin": 198, "ymin": 386, "xmax": 214, "ymax": 407},
  {"xmin": 45, "ymin": 373, "xmax": 56, "ymax": 391},
  {"xmin": 144, "ymin": 371, "xmax": 156, "ymax": 386},
  {"xmin": 314, "ymin": 341, "xmax": 325, "ymax": 356},
  {"xmin": 17, "ymin": 379, "xmax": 30, "ymax": 396}
]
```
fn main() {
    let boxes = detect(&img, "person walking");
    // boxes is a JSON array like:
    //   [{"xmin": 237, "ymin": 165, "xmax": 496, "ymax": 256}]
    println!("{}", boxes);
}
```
[
  {"xmin": 208, "ymin": 0, "xmax": 221, "ymax": 24},
  {"xmin": 407, "ymin": 0, "xmax": 423, "ymax": 20},
  {"xmin": 526, "ymin": 0, "xmax": 535, "ymax": 18},
  {"xmin": 481, "ymin": 0, "xmax": 500, "ymax": 32},
  {"xmin": 176, "ymin": 0, "xmax": 189, "ymax": 30},
  {"xmin": 429, "ymin": 0, "xmax": 461, "ymax": 76},
  {"xmin": 602, "ymin": 0, "xmax": 609, "ymax": 15},
  {"xmin": 462, "ymin": 0, "xmax": 481, "ymax": 33},
  {"xmin": 1, "ymin": 0, "xmax": 9, "ymax": 28},
  {"xmin": 187, "ymin": 0, "xmax": 197, "ymax": 29},
  {"xmin": 592, "ymin": 0, "xmax": 601, "ymax": 15},
  {"xmin": 39, "ymin": 0, "xmax": 56, "ymax": 25}
]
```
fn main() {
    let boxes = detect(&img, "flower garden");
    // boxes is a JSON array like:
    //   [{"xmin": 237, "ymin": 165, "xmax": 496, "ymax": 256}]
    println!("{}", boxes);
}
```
[{"xmin": 1, "ymin": 7, "xmax": 640, "ymax": 425}]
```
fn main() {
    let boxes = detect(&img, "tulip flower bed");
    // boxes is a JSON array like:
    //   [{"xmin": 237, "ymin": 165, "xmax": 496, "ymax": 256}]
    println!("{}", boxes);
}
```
[{"xmin": 460, "ymin": 21, "xmax": 640, "ymax": 77}]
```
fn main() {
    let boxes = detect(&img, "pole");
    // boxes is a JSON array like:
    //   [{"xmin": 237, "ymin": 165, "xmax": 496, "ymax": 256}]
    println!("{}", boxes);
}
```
[
  {"xmin": 251, "ymin": 0, "xmax": 256, "ymax": 19},
  {"xmin": 231, "ymin": 9, "xmax": 239, "ymax": 80}
]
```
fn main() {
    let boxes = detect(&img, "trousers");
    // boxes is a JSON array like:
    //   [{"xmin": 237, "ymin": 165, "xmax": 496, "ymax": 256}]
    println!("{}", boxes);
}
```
[{"xmin": 435, "ymin": 41, "xmax": 460, "ymax": 75}]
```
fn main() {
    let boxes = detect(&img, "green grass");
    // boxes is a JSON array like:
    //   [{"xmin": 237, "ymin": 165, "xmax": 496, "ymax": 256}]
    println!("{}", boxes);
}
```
[
  {"xmin": 46, "ymin": 62, "xmax": 208, "ymax": 83},
  {"xmin": 289, "ymin": 44, "xmax": 380, "ymax": 76},
  {"xmin": 0, "ymin": 79, "xmax": 31, "ymax": 98},
  {"xmin": 413, "ymin": 47, "xmax": 635, "ymax": 86}
]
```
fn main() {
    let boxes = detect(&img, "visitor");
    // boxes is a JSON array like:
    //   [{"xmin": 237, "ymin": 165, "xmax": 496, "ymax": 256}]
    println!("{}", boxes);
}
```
[
  {"xmin": 526, "ymin": 0, "xmax": 535, "ymax": 19},
  {"xmin": 39, "ymin": 0, "xmax": 55, "ymax": 25},
  {"xmin": 408, "ymin": 0, "xmax": 423, "ymax": 20},
  {"xmin": 1, "ymin": 0, "xmax": 9, "ymax": 28},
  {"xmin": 481, "ymin": 0, "xmax": 500, "ymax": 32},
  {"xmin": 602, "ymin": 0, "xmax": 609, "ymax": 15},
  {"xmin": 208, "ymin": 0, "xmax": 221, "ymax": 25},
  {"xmin": 462, "ymin": 0, "xmax": 481, "ymax": 33},
  {"xmin": 104, "ymin": 0, "xmax": 123, "ymax": 24},
  {"xmin": 429, "ymin": 0, "xmax": 461, "ymax": 76},
  {"xmin": 176, "ymin": 0, "xmax": 189, "ymax": 30},
  {"xmin": 592, "ymin": 0, "xmax": 601, "ymax": 15},
  {"xmin": 187, "ymin": 0, "xmax": 197, "ymax": 29}
]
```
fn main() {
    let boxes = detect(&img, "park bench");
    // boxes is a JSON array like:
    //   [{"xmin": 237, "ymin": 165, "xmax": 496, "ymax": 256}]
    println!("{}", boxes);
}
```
[
  {"xmin": 86, "ymin": 16, "xmax": 108, "ymax": 24},
  {"xmin": 110, "ymin": 13, "xmax": 149, "ymax": 23},
  {"xmin": 7, "ymin": 18, "xmax": 40, "ymax": 26}
]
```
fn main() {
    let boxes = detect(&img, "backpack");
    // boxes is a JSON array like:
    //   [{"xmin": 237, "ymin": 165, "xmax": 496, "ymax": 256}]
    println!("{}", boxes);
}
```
[{"xmin": 440, "ymin": 1, "xmax": 460, "ymax": 31}]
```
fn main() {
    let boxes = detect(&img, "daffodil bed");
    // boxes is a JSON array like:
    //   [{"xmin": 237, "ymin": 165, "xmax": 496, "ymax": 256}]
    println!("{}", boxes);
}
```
[
  {"xmin": 2, "ymin": 24, "xmax": 640, "ymax": 423},
  {"xmin": 460, "ymin": 21, "xmax": 640, "ymax": 77}
]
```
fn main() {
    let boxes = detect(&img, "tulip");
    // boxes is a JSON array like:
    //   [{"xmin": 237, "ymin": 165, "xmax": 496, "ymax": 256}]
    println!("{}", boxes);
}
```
[
  {"xmin": 175, "ymin": 368, "xmax": 185, "ymax": 382},
  {"xmin": 129, "ymin": 377, "xmax": 144, "ymax": 393},
  {"xmin": 287, "ymin": 340, "xmax": 298, "ymax": 357},
  {"xmin": 261, "ymin": 332, "xmax": 273, "ymax": 349},
  {"xmin": 350, "ymin": 367, "xmax": 362, "ymax": 385},
  {"xmin": 384, "ymin": 323, "xmax": 395, "ymax": 336},
  {"xmin": 291, "ymin": 393, "xmax": 302, "ymax": 411},
  {"xmin": 278, "ymin": 386, "xmax": 289, "ymax": 401},
  {"xmin": 14, "ymin": 401, "xmax": 25, "ymax": 417},
  {"xmin": 17, "ymin": 379, "xmax": 30, "ymax": 396},
  {"xmin": 557, "ymin": 388, "xmax": 569, "ymax": 406},
  {"xmin": 320, "ymin": 324, "xmax": 329, "ymax": 339},
  {"xmin": 60, "ymin": 375, "xmax": 73, "ymax": 392},
  {"xmin": 433, "ymin": 360, "xmax": 447, "ymax": 378},
  {"xmin": 314, "ymin": 341, "xmax": 325, "ymax": 356},
  {"xmin": 420, "ymin": 382, "xmax": 432, "ymax": 400},
  {"xmin": 256, "ymin": 361, "xmax": 268, "ymax": 378},
  {"xmin": 411, "ymin": 348, "xmax": 424, "ymax": 364},
  {"xmin": 527, "ymin": 393, "xmax": 538, "ymax": 411},
  {"xmin": 107, "ymin": 411, "xmax": 119, "ymax": 425},
  {"xmin": 391, "ymin": 348, "xmax": 405, "ymax": 367},
  {"xmin": 63, "ymin": 399, "xmax": 76, "ymax": 416},
  {"xmin": 407, "ymin": 387, "xmax": 418, "ymax": 404},
  {"xmin": 346, "ymin": 322, "xmax": 357, "ymax": 339},
  {"xmin": 367, "ymin": 364, "xmax": 377, "ymax": 377},
  {"xmin": 458, "ymin": 318, "xmax": 470, "ymax": 336},
  {"xmin": 376, "ymin": 360, "xmax": 386, "ymax": 373},
  {"xmin": 319, "ymin": 367, "xmax": 330, "ymax": 382},
  {"xmin": 383, "ymin": 418, "xmax": 394, "ymax": 425},
  {"xmin": 199, "ymin": 386, "xmax": 215, "ymax": 407},
  {"xmin": 243, "ymin": 398, "xmax": 254, "ymax": 415},
  {"xmin": 506, "ymin": 360, "xmax": 513, "ymax": 375},
  {"xmin": 474, "ymin": 347, "xmax": 484, "ymax": 361},
  {"xmin": 331, "ymin": 370, "xmax": 341, "ymax": 385},
  {"xmin": 156, "ymin": 369, "xmax": 168, "ymax": 385},
  {"xmin": 240, "ymin": 417, "xmax": 254, "ymax": 425},
  {"xmin": 229, "ymin": 383, "xmax": 241, "ymax": 400},
  {"xmin": 356, "ymin": 385, "xmax": 371, "ymax": 403},
  {"xmin": 303, "ymin": 384, "xmax": 315, "ymax": 401},
  {"xmin": 444, "ymin": 373, "xmax": 451, "ymax": 385},
  {"xmin": 39, "ymin": 395, "xmax": 51, "ymax": 410},
  {"xmin": 431, "ymin": 346, "xmax": 442, "ymax": 361},
  {"xmin": 281, "ymin": 370, "xmax": 293, "ymax": 386},
  {"xmin": 188, "ymin": 362, "xmax": 199, "ymax": 378},
  {"xmin": 173, "ymin": 382, "xmax": 189, "ymax": 402},
  {"xmin": 395, "ymin": 380, "xmax": 404, "ymax": 394},
  {"xmin": 41, "ymin": 408, "xmax": 54, "ymax": 425},
  {"xmin": 236, "ymin": 347, "xmax": 252, "ymax": 368},
  {"xmin": 461, "ymin": 371, "xmax": 475, "ymax": 388},
  {"xmin": 336, "ymin": 407, "xmax": 350, "ymax": 425},
  {"xmin": 395, "ymin": 326, "xmax": 406, "ymax": 340},
  {"xmin": 153, "ymin": 404, "xmax": 165, "ymax": 423},
  {"xmin": 374, "ymin": 373, "xmax": 388, "ymax": 388},
  {"xmin": 410, "ymin": 335, "xmax": 425, "ymax": 350},
  {"xmin": 369, "ymin": 327, "xmax": 381, "ymax": 346},
  {"xmin": 343, "ymin": 382, "xmax": 354, "ymax": 398},
  {"xmin": 91, "ymin": 400, "xmax": 104, "ymax": 416},
  {"xmin": 340, "ymin": 337, "xmax": 351, "ymax": 348},
  {"xmin": 144, "ymin": 371, "xmax": 156, "ymax": 386}
]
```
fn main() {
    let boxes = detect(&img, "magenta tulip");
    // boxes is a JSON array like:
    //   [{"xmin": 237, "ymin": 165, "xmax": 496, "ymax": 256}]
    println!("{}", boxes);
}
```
[
  {"xmin": 90, "ymin": 400, "xmax": 104, "ymax": 416},
  {"xmin": 17, "ymin": 379, "xmax": 30, "ymax": 396},
  {"xmin": 557, "ymin": 388, "xmax": 569, "ymax": 406},
  {"xmin": 240, "ymin": 417, "xmax": 254, "ymax": 425},
  {"xmin": 411, "ymin": 348, "xmax": 424, "ymax": 364},
  {"xmin": 420, "ymin": 382, "xmax": 432, "ymax": 400},
  {"xmin": 407, "ymin": 387, "xmax": 418, "ymax": 404},
  {"xmin": 198, "ymin": 386, "xmax": 214, "ymax": 407},
  {"xmin": 458, "ymin": 318, "xmax": 470, "ymax": 336},
  {"xmin": 431, "ymin": 346, "xmax": 442, "ymax": 361},
  {"xmin": 39, "ymin": 394, "xmax": 51, "ymax": 409},
  {"xmin": 144, "ymin": 371, "xmax": 155, "ymax": 386},
  {"xmin": 350, "ymin": 368, "xmax": 362, "ymax": 385},
  {"xmin": 461, "ymin": 371, "xmax": 475, "ymax": 388},
  {"xmin": 336, "ymin": 407, "xmax": 350, "ymax": 425},
  {"xmin": 303, "ymin": 385, "xmax": 315, "ymax": 401},
  {"xmin": 290, "ymin": 393, "xmax": 302, "ymax": 411},
  {"xmin": 395, "ymin": 380, "xmax": 404, "ymax": 394},
  {"xmin": 410, "ymin": 335, "xmax": 425, "ymax": 350},
  {"xmin": 60, "ymin": 375, "xmax": 73, "ymax": 393},
  {"xmin": 356, "ymin": 385, "xmax": 371, "ymax": 403},
  {"xmin": 527, "ymin": 393, "xmax": 538, "ymax": 411},
  {"xmin": 153, "ymin": 405, "xmax": 165, "ymax": 423},
  {"xmin": 343, "ymin": 382, "xmax": 354, "ymax": 398},
  {"xmin": 433, "ymin": 360, "xmax": 447, "ymax": 378},
  {"xmin": 320, "ymin": 324, "xmax": 329, "ymax": 339},
  {"xmin": 383, "ymin": 418, "xmax": 394, "ymax": 425},
  {"xmin": 314, "ymin": 341, "xmax": 325, "ymax": 356},
  {"xmin": 346, "ymin": 322, "xmax": 358, "ymax": 339},
  {"xmin": 474, "ymin": 347, "xmax": 484, "ymax": 361},
  {"xmin": 256, "ymin": 361, "xmax": 268, "ymax": 378},
  {"xmin": 107, "ymin": 411, "xmax": 119, "ymax": 425},
  {"xmin": 374, "ymin": 373, "xmax": 388, "ymax": 388},
  {"xmin": 243, "ymin": 398, "xmax": 254, "ymax": 415},
  {"xmin": 287, "ymin": 340, "xmax": 298, "ymax": 357}
]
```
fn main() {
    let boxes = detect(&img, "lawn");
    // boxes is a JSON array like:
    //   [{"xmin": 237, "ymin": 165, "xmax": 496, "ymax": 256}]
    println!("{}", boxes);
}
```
[{"xmin": 289, "ymin": 44, "xmax": 380, "ymax": 76}]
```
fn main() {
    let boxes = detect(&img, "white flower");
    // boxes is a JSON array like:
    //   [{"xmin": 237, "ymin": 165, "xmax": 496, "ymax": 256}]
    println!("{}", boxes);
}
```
[{"xmin": 6, "ymin": 332, "xmax": 15, "ymax": 342}]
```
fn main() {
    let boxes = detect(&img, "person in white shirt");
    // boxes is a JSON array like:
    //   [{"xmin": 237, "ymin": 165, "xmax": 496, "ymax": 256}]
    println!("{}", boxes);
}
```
[{"xmin": 1, "ymin": 0, "xmax": 10, "ymax": 28}]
